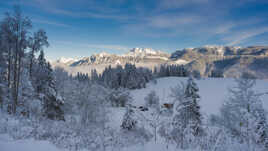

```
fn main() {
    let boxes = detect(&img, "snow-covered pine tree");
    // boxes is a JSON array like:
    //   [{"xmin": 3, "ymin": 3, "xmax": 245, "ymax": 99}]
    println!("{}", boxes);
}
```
[
  {"xmin": 35, "ymin": 50, "xmax": 47, "ymax": 92},
  {"xmin": 171, "ymin": 76, "xmax": 203, "ymax": 148},
  {"xmin": 44, "ymin": 62, "xmax": 64, "ymax": 120},
  {"xmin": 123, "ymin": 63, "xmax": 138, "ymax": 89},
  {"xmin": 34, "ymin": 50, "xmax": 64, "ymax": 120},
  {"xmin": 90, "ymin": 69, "xmax": 99, "ymax": 82},
  {"xmin": 183, "ymin": 76, "xmax": 203, "ymax": 136},
  {"xmin": 154, "ymin": 64, "xmax": 189, "ymax": 78}
]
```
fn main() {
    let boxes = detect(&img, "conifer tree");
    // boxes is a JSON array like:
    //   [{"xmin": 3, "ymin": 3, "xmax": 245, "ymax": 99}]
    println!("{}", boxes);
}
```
[
  {"xmin": 35, "ymin": 50, "xmax": 64, "ymax": 120},
  {"xmin": 171, "ymin": 76, "xmax": 203, "ymax": 148}
]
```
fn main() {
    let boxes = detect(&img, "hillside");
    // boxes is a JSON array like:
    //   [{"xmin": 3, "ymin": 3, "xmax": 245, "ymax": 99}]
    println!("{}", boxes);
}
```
[
  {"xmin": 171, "ymin": 46, "xmax": 268, "ymax": 78},
  {"xmin": 1, "ymin": 77, "xmax": 268, "ymax": 151}
]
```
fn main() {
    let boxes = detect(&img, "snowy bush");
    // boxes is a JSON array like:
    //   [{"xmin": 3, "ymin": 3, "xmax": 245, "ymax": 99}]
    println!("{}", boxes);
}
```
[
  {"xmin": 109, "ymin": 88, "xmax": 132, "ymax": 107},
  {"xmin": 144, "ymin": 90, "xmax": 160, "ymax": 109},
  {"xmin": 121, "ymin": 106, "xmax": 137, "ymax": 130}
]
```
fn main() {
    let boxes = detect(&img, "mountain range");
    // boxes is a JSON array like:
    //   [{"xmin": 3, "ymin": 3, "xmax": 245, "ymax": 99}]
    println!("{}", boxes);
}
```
[{"xmin": 52, "ymin": 46, "xmax": 268, "ymax": 79}]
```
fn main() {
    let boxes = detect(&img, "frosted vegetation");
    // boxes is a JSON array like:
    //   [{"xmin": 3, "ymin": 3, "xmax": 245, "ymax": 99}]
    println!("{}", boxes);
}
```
[{"xmin": 1, "ymin": 6, "xmax": 268, "ymax": 151}]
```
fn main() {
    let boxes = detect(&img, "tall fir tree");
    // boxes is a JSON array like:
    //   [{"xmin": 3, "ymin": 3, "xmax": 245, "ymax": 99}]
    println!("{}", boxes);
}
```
[
  {"xmin": 171, "ymin": 76, "xmax": 203, "ymax": 148},
  {"xmin": 183, "ymin": 76, "xmax": 202, "ymax": 135},
  {"xmin": 35, "ymin": 50, "xmax": 64, "ymax": 120}
]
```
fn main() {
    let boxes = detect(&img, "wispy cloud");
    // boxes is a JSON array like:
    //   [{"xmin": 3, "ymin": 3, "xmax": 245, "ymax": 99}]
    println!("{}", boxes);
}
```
[
  {"xmin": 157, "ymin": 0, "xmax": 210, "ymax": 10},
  {"xmin": 224, "ymin": 27, "xmax": 268, "ymax": 46},
  {"xmin": 55, "ymin": 40, "xmax": 130, "ymax": 52},
  {"xmin": 147, "ymin": 14, "xmax": 201, "ymax": 29},
  {"xmin": 85, "ymin": 44, "xmax": 130, "ymax": 52},
  {"xmin": 32, "ymin": 18, "xmax": 71, "ymax": 28},
  {"xmin": 214, "ymin": 23, "xmax": 236, "ymax": 34},
  {"xmin": 21, "ymin": 0, "xmax": 132, "ymax": 21}
]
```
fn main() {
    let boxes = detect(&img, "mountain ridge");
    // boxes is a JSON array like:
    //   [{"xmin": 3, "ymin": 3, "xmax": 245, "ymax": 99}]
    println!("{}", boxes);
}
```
[{"xmin": 52, "ymin": 46, "xmax": 268, "ymax": 79}]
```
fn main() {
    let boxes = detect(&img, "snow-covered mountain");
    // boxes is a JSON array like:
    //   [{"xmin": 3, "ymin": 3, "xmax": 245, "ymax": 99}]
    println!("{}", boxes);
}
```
[
  {"xmin": 52, "ymin": 46, "xmax": 268, "ymax": 79},
  {"xmin": 55, "ymin": 57, "xmax": 78, "ymax": 65},
  {"xmin": 54, "ymin": 48, "xmax": 171, "ymax": 66},
  {"xmin": 51, "ymin": 48, "xmax": 176, "ymax": 75},
  {"xmin": 52, "ymin": 48, "xmax": 175, "ymax": 75}
]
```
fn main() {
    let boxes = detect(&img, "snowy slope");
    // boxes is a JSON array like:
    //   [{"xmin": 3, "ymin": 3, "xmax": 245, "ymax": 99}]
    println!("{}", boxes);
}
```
[{"xmin": 131, "ymin": 77, "xmax": 268, "ymax": 116}]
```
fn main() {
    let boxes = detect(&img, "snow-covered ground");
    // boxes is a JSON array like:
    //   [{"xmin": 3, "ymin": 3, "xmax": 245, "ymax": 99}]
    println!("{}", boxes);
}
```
[
  {"xmin": 0, "ymin": 134, "xmax": 67, "ymax": 151},
  {"xmin": 1, "ymin": 77, "xmax": 268, "ymax": 151},
  {"xmin": 131, "ymin": 77, "xmax": 268, "ymax": 116}
]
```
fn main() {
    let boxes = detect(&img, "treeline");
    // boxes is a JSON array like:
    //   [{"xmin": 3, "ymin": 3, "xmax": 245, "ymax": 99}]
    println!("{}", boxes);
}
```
[
  {"xmin": 154, "ymin": 64, "xmax": 189, "ymax": 77},
  {"xmin": 75, "ymin": 64, "xmax": 189, "ymax": 89},
  {"xmin": 0, "ymin": 6, "xmax": 64, "ymax": 120}
]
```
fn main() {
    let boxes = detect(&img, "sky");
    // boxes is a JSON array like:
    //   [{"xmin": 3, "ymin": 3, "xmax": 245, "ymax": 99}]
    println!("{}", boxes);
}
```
[{"xmin": 1, "ymin": 0, "xmax": 268, "ymax": 60}]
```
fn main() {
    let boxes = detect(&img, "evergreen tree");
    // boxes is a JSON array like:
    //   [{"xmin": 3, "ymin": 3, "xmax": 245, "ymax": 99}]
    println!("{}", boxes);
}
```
[
  {"xmin": 34, "ymin": 50, "xmax": 64, "ymax": 120},
  {"xmin": 35, "ymin": 50, "xmax": 47, "ymax": 92},
  {"xmin": 155, "ymin": 64, "xmax": 188, "ymax": 78},
  {"xmin": 171, "ymin": 76, "xmax": 203, "ymax": 148},
  {"xmin": 90, "ymin": 69, "xmax": 99, "ymax": 82},
  {"xmin": 99, "ymin": 63, "xmax": 150, "ymax": 89},
  {"xmin": 183, "ymin": 76, "xmax": 203, "ymax": 135}
]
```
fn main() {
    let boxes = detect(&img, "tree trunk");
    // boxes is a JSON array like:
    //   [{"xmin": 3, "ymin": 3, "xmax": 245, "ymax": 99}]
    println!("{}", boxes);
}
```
[
  {"xmin": 13, "ymin": 46, "xmax": 18, "ymax": 114},
  {"xmin": 16, "ymin": 54, "xmax": 22, "ymax": 108},
  {"xmin": 29, "ymin": 49, "xmax": 34, "ymax": 78},
  {"xmin": 13, "ymin": 22, "xmax": 19, "ymax": 114},
  {"xmin": 7, "ymin": 46, "xmax": 11, "ymax": 88},
  {"xmin": 154, "ymin": 126, "xmax": 157, "ymax": 143}
]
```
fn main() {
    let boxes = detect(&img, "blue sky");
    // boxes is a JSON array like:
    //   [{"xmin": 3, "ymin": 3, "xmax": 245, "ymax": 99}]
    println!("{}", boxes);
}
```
[{"xmin": 1, "ymin": 0, "xmax": 268, "ymax": 60}]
